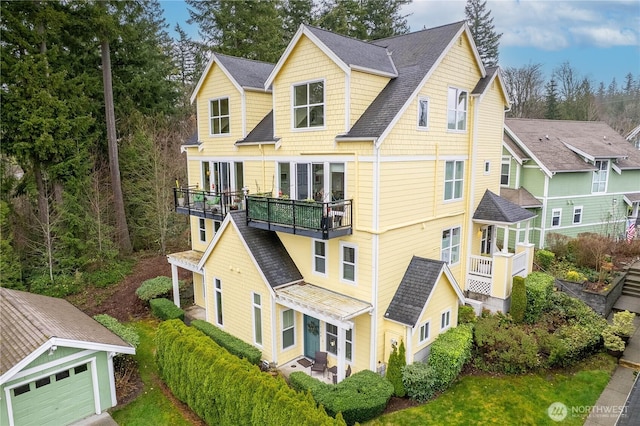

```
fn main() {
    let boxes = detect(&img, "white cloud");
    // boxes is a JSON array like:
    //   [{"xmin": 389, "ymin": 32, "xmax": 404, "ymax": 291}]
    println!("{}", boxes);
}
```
[{"xmin": 403, "ymin": 0, "xmax": 640, "ymax": 50}]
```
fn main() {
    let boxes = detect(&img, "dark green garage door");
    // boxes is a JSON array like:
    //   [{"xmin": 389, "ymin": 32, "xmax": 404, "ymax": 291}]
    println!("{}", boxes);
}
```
[{"xmin": 11, "ymin": 363, "xmax": 95, "ymax": 425}]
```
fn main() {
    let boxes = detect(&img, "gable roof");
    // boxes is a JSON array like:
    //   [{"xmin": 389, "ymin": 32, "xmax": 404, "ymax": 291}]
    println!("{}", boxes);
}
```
[
  {"xmin": 500, "ymin": 187, "xmax": 543, "ymax": 209},
  {"xmin": 1, "ymin": 288, "xmax": 134, "ymax": 383},
  {"xmin": 473, "ymin": 189, "xmax": 536, "ymax": 224},
  {"xmin": 191, "ymin": 53, "xmax": 274, "ymax": 104},
  {"xmin": 236, "ymin": 111, "xmax": 278, "ymax": 145},
  {"xmin": 505, "ymin": 119, "xmax": 640, "ymax": 174},
  {"xmin": 198, "ymin": 211, "xmax": 302, "ymax": 288},
  {"xmin": 337, "ymin": 21, "xmax": 481, "ymax": 141},
  {"xmin": 384, "ymin": 256, "xmax": 464, "ymax": 327}
]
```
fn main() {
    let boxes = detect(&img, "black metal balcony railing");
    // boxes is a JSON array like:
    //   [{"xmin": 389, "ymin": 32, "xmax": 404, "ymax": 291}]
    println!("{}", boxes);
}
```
[
  {"xmin": 174, "ymin": 187, "xmax": 245, "ymax": 220},
  {"xmin": 246, "ymin": 195, "xmax": 353, "ymax": 240}
]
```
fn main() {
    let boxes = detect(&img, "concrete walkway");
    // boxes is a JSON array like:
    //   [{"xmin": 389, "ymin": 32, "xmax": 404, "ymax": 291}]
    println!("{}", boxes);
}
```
[
  {"xmin": 584, "ymin": 316, "xmax": 640, "ymax": 426},
  {"xmin": 69, "ymin": 412, "xmax": 118, "ymax": 426}
]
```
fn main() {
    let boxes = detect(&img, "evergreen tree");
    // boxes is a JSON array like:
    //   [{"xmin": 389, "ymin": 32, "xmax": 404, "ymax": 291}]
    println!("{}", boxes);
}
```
[
  {"xmin": 317, "ymin": 0, "xmax": 409, "ymax": 40},
  {"xmin": 386, "ymin": 341, "xmax": 406, "ymax": 397},
  {"xmin": 544, "ymin": 79, "xmax": 560, "ymax": 119},
  {"xmin": 465, "ymin": 0, "xmax": 502, "ymax": 67},
  {"xmin": 280, "ymin": 0, "xmax": 317, "ymax": 41}
]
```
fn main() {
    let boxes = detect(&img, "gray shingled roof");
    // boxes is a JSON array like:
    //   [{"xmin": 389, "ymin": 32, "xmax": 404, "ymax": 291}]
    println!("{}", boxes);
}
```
[
  {"xmin": 184, "ymin": 132, "xmax": 199, "ymax": 146},
  {"xmin": 306, "ymin": 26, "xmax": 396, "ymax": 76},
  {"xmin": 1, "ymin": 288, "xmax": 132, "ymax": 377},
  {"xmin": 503, "ymin": 132, "xmax": 529, "ymax": 162},
  {"xmin": 384, "ymin": 257, "xmax": 446, "ymax": 327},
  {"xmin": 236, "ymin": 111, "xmax": 277, "ymax": 145},
  {"xmin": 215, "ymin": 53, "xmax": 275, "ymax": 90},
  {"xmin": 500, "ymin": 187, "xmax": 542, "ymax": 209},
  {"xmin": 473, "ymin": 189, "xmax": 536, "ymax": 224},
  {"xmin": 472, "ymin": 66, "xmax": 499, "ymax": 95},
  {"xmin": 506, "ymin": 119, "xmax": 640, "ymax": 172},
  {"xmin": 339, "ymin": 21, "xmax": 465, "ymax": 139},
  {"xmin": 229, "ymin": 211, "xmax": 303, "ymax": 287}
]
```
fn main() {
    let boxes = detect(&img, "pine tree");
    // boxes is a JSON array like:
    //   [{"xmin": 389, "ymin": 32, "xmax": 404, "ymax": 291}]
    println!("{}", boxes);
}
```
[
  {"xmin": 465, "ymin": 0, "xmax": 502, "ymax": 67},
  {"xmin": 544, "ymin": 79, "xmax": 560, "ymax": 119},
  {"xmin": 280, "ymin": 0, "xmax": 316, "ymax": 41},
  {"xmin": 317, "ymin": 0, "xmax": 409, "ymax": 40},
  {"xmin": 386, "ymin": 341, "xmax": 406, "ymax": 397}
]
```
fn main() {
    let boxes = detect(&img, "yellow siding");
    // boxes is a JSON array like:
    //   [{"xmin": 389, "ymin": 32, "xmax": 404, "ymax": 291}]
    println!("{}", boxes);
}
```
[
  {"xmin": 349, "ymin": 71, "xmax": 390, "ymax": 127},
  {"xmin": 204, "ymin": 223, "xmax": 273, "ymax": 359},
  {"xmin": 245, "ymin": 91, "xmax": 273, "ymax": 132},
  {"xmin": 193, "ymin": 273, "xmax": 205, "ymax": 307}
]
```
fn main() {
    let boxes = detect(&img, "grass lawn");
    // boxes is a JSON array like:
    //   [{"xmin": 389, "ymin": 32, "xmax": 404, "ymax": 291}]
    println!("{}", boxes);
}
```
[
  {"xmin": 367, "ymin": 353, "xmax": 617, "ymax": 426},
  {"xmin": 110, "ymin": 319, "xmax": 195, "ymax": 426}
]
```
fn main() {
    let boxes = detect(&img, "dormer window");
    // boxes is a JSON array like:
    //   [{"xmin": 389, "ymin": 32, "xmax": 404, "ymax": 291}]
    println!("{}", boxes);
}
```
[
  {"xmin": 210, "ymin": 98, "xmax": 230, "ymax": 135},
  {"xmin": 447, "ymin": 87, "xmax": 467, "ymax": 131},
  {"xmin": 592, "ymin": 160, "xmax": 608, "ymax": 193},
  {"xmin": 293, "ymin": 80, "xmax": 324, "ymax": 129}
]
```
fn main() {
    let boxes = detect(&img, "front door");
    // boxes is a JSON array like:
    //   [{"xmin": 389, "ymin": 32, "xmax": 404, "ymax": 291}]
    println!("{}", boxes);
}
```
[
  {"xmin": 303, "ymin": 315, "xmax": 320, "ymax": 359},
  {"xmin": 481, "ymin": 225, "xmax": 494, "ymax": 255}
]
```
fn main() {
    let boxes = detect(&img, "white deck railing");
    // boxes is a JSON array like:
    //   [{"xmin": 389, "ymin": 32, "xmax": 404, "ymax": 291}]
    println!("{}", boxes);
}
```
[
  {"xmin": 469, "ymin": 255, "xmax": 493, "ymax": 277},
  {"xmin": 512, "ymin": 251, "xmax": 527, "ymax": 277}
]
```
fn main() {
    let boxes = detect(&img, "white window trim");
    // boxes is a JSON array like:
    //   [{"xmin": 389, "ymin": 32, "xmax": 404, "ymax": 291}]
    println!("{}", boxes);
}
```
[
  {"xmin": 252, "ymin": 293, "xmax": 263, "ymax": 347},
  {"xmin": 573, "ymin": 206, "xmax": 583, "ymax": 225},
  {"xmin": 209, "ymin": 97, "xmax": 230, "ymax": 136},
  {"xmin": 291, "ymin": 79, "xmax": 326, "ymax": 131},
  {"xmin": 440, "ymin": 309, "xmax": 451, "ymax": 331},
  {"xmin": 592, "ymin": 160, "xmax": 609, "ymax": 193},
  {"xmin": 447, "ymin": 86, "xmax": 468, "ymax": 132},
  {"xmin": 417, "ymin": 96, "xmax": 430, "ymax": 130},
  {"xmin": 484, "ymin": 160, "xmax": 491, "ymax": 175},
  {"xmin": 325, "ymin": 323, "xmax": 353, "ymax": 362},
  {"xmin": 500, "ymin": 158, "xmax": 511, "ymax": 186},
  {"xmin": 312, "ymin": 239, "xmax": 328, "ymax": 277},
  {"xmin": 441, "ymin": 226, "xmax": 461, "ymax": 265},
  {"xmin": 198, "ymin": 218, "xmax": 206, "ymax": 243},
  {"xmin": 340, "ymin": 242, "xmax": 357, "ymax": 284},
  {"xmin": 418, "ymin": 320, "xmax": 430, "ymax": 344},
  {"xmin": 443, "ymin": 160, "xmax": 464, "ymax": 202},
  {"xmin": 551, "ymin": 208, "xmax": 562, "ymax": 228},
  {"xmin": 282, "ymin": 308, "xmax": 296, "ymax": 349},
  {"xmin": 214, "ymin": 278, "xmax": 223, "ymax": 327}
]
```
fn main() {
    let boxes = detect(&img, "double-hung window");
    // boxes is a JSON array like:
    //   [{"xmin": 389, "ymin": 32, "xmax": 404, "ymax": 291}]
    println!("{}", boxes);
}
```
[
  {"xmin": 441, "ymin": 227, "xmax": 461, "ymax": 265},
  {"xmin": 441, "ymin": 310, "xmax": 451, "ymax": 330},
  {"xmin": 501, "ymin": 159, "xmax": 510, "ymax": 186},
  {"xmin": 444, "ymin": 160, "xmax": 464, "ymax": 201},
  {"xmin": 199, "ymin": 218, "xmax": 206, "ymax": 242},
  {"xmin": 282, "ymin": 309, "xmax": 295, "ymax": 349},
  {"xmin": 210, "ymin": 98, "xmax": 230, "ymax": 135},
  {"xmin": 592, "ymin": 160, "xmax": 608, "ymax": 193},
  {"xmin": 447, "ymin": 87, "xmax": 467, "ymax": 130},
  {"xmin": 313, "ymin": 240, "xmax": 327, "ymax": 275},
  {"xmin": 253, "ymin": 293, "xmax": 262, "ymax": 345},
  {"xmin": 341, "ymin": 243, "xmax": 357, "ymax": 283},
  {"xmin": 326, "ymin": 323, "xmax": 352, "ymax": 361},
  {"xmin": 214, "ymin": 278, "xmax": 223, "ymax": 326},
  {"xmin": 551, "ymin": 209, "xmax": 562, "ymax": 228},
  {"xmin": 573, "ymin": 206, "xmax": 583, "ymax": 225},
  {"xmin": 293, "ymin": 81, "xmax": 324, "ymax": 129},
  {"xmin": 418, "ymin": 97, "xmax": 429, "ymax": 129}
]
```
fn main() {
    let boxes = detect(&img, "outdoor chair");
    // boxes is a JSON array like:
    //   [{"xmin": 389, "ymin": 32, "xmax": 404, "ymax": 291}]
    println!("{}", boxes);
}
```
[{"xmin": 311, "ymin": 351, "xmax": 328, "ymax": 377}]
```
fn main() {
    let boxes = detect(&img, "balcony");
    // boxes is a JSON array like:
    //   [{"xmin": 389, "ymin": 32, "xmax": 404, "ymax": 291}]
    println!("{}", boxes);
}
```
[
  {"xmin": 174, "ymin": 187, "xmax": 244, "ymax": 221},
  {"xmin": 466, "ymin": 249, "xmax": 530, "ymax": 298},
  {"xmin": 245, "ymin": 195, "xmax": 353, "ymax": 240}
]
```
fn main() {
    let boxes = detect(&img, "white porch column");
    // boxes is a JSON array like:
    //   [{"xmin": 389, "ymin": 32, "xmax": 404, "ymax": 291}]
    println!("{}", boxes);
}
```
[
  {"xmin": 524, "ymin": 220, "xmax": 530, "ymax": 244},
  {"xmin": 171, "ymin": 263, "xmax": 180, "ymax": 307},
  {"xmin": 501, "ymin": 226, "xmax": 509, "ymax": 253},
  {"xmin": 337, "ymin": 326, "xmax": 347, "ymax": 382}
]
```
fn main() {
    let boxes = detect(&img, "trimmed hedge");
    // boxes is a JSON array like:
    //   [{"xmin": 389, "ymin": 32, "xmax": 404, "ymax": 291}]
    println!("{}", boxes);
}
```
[
  {"xmin": 290, "ymin": 370, "xmax": 393, "ymax": 426},
  {"xmin": 156, "ymin": 320, "xmax": 344, "ymax": 426},
  {"xmin": 191, "ymin": 319, "xmax": 262, "ymax": 365},
  {"xmin": 93, "ymin": 314, "xmax": 140, "ymax": 348},
  {"xmin": 427, "ymin": 324, "xmax": 473, "ymax": 391},
  {"xmin": 150, "ymin": 298, "xmax": 184, "ymax": 321},
  {"xmin": 401, "ymin": 362, "xmax": 437, "ymax": 402},
  {"xmin": 534, "ymin": 249, "xmax": 555, "ymax": 270},
  {"xmin": 510, "ymin": 276, "xmax": 526, "ymax": 323},
  {"xmin": 524, "ymin": 272, "xmax": 554, "ymax": 323},
  {"xmin": 458, "ymin": 305, "xmax": 477, "ymax": 324},
  {"xmin": 136, "ymin": 276, "xmax": 178, "ymax": 301}
]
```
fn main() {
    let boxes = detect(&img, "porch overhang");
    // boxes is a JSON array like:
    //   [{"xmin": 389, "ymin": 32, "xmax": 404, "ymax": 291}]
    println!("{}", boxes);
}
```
[
  {"xmin": 624, "ymin": 192, "xmax": 640, "ymax": 206},
  {"xmin": 274, "ymin": 282, "xmax": 372, "ymax": 329},
  {"xmin": 167, "ymin": 250, "xmax": 203, "ymax": 273}
]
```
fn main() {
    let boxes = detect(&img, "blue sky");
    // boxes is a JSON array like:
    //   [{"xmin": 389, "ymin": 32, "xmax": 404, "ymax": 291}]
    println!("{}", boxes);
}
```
[{"xmin": 161, "ymin": 0, "xmax": 640, "ymax": 87}]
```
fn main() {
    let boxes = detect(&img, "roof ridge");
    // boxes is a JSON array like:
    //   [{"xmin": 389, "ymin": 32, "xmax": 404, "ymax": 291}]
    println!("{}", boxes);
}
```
[
  {"xmin": 213, "ymin": 51, "xmax": 275, "ymax": 66},
  {"xmin": 373, "ymin": 20, "xmax": 466, "ymax": 43}
]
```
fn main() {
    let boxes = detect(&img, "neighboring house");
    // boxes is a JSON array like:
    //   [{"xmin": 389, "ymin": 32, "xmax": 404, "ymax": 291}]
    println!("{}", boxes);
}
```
[
  {"xmin": 0, "ymin": 288, "xmax": 135, "ymax": 426},
  {"xmin": 168, "ymin": 21, "xmax": 535, "ymax": 382},
  {"xmin": 502, "ymin": 118, "xmax": 640, "ymax": 248},
  {"xmin": 627, "ymin": 124, "xmax": 640, "ymax": 150}
]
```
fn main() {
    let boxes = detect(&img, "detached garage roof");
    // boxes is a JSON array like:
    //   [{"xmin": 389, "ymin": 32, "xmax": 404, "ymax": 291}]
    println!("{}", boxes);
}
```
[{"xmin": 1, "ymin": 288, "xmax": 134, "ymax": 383}]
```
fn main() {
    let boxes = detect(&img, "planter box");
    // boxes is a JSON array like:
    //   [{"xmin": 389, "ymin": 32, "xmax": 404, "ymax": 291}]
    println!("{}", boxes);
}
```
[{"xmin": 555, "ymin": 272, "xmax": 626, "ymax": 316}]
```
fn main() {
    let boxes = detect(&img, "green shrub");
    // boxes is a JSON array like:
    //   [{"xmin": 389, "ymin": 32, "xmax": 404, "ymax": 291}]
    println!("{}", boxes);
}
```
[
  {"xmin": 564, "ymin": 270, "xmax": 586, "ymax": 283},
  {"xmin": 602, "ymin": 328, "xmax": 625, "ymax": 352},
  {"xmin": 191, "ymin": 319, "xmax": 262, "ymax": 365},
  {"xmin": 545, "ymin": 233, "xmax": 572, "ymax": 260},
  {"xmin": 287, "ymin": 369, "xmax": 393, "ymax": 426},
  {"xmin": 386, "ymin": 341, "xmax": 406, "ymax": 397},
  {"xmin": 85, "ymin": 260, "xmax": 133, "ymax": 288},
  {"xmin": 612, "ymin": 310, "xmax": 636, "ymax": 337},
  {"xmin": 401, "ymin": 362, "xmax": 437, "ymax": 402},
  {"xmin": 136, "ymin": 276, "xmax": 180, "ymax": 301},
  {"xmin": 510, "ymin": 276, "xmax": 526, "ymax": 324},
  {"xmin": 427, "ymin": 324, "xmax": 473, "ymax": 392},
  {"xmin": 149, "ymin": 298, "xmax": 184, "ymax": 321},
  {"xmin": 458, "ymin": 305, "xmax": 477, "ymax": 324},
  {"xmin": 534, "ymin": 249, "xmax": 555, "ymax": 271},
  {"xmin": 155, "ymin": 320, "xmax": 343, "ymax": 426},
  {"xmin": 29, "ymin": 273, "xmax": 82, "ymax": 297},
  {"xmin": 524, "ymin": 272, "xmax": 554, "ymax": 323},
  {"xmin": 93, "ymin": 314, "xmax": 140, "ymax": 348}
]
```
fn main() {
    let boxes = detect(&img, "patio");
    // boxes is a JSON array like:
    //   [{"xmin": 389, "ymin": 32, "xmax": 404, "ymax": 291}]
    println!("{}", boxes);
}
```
[{"xmin": 278, "ymin": 356, "xmax": 337, "ymax": 385}]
